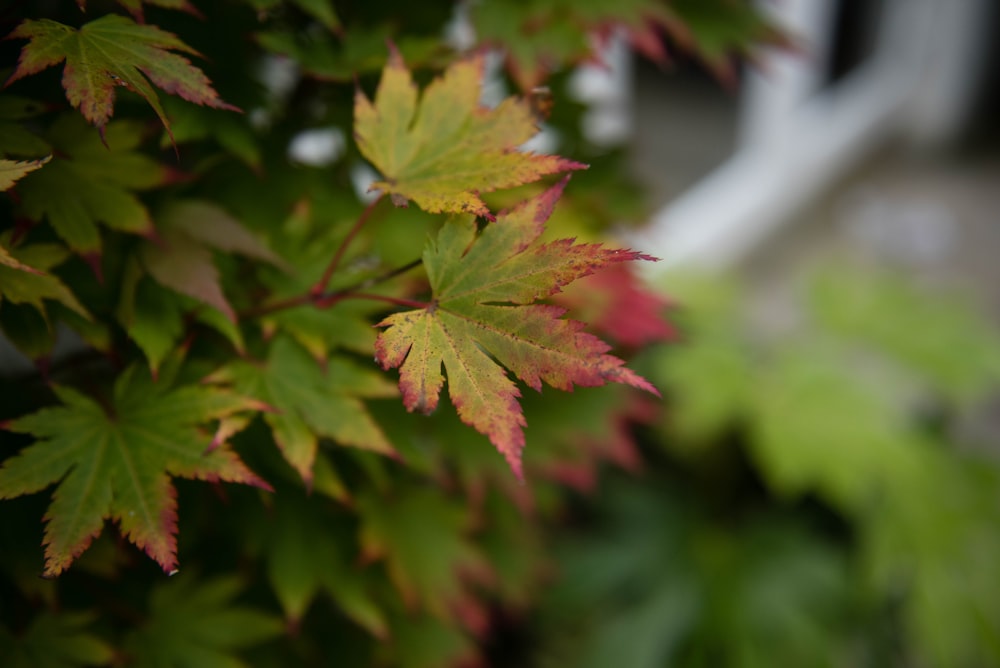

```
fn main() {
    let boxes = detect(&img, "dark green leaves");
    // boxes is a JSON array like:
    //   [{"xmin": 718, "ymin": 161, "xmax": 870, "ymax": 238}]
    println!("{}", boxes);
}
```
[
  {"xmin": 209, "ymin": 336, "xmax": 396, "ymax": 484},
  {"xmin": 0, "ymin": 360, "xmax": 268, "ymax": 576},
  {"xmin": 123, "ymin": 575, "xmax": 282, "ymax": 667},
  {"xmin": 14, "ymin": 115, "xmax": 168, "ymax": 255}
]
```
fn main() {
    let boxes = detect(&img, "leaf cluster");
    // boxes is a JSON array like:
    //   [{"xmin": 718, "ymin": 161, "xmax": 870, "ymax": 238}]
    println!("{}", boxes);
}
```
[
  {"xmin": 0, "ymin": 0, "xmax": 723, "ymax": 664},
  {"xmin": 534, "ymin": 269, "xmax": 1000, "ymax": 668}
]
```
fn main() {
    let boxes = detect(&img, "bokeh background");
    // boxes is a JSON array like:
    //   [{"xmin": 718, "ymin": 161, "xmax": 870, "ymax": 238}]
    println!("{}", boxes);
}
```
[{"xmin": 522, "ymin": 1, "xmax": 1000, "ymax": 666}]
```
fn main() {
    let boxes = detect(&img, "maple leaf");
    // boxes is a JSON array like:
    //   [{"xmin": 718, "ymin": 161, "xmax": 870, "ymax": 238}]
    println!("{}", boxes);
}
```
[
  {"xmin": 0, "ymin": 241, "xmax": 89, "ymax": 321},
  {"xmin": 354, "ymin": 49, "xmax": 585, "ymax": 220},
  {"xmin": 0, "ymin": 239, "xmax": 90, "ymax": 361},
  {"xmin": 357, "ymin": 486, "xmax": 491, "ymax": 621},
  {"xmin": 0, "ymin": 155, "xmax": 50, "ymax": 191},
  {"xmin": 208, "ymin": 336, "xmax": 397, "ymax": 484},
  {"xmin": 0, "ymin": 359, "xmax": 270, "ymax": 577},
  {"xmin": 117, "ymin": 261, "xmax": 245, "ymax": 374},
  {"xmin": 287, "ymin": 0, "xmax": 341, "ymax": 31},
  {"xmin": 0, "ymin": 611, "xmax": 114, "ymax": 668},
  {"xmin": 554, "ymin": 263, "xmax": 676, "ymax": 347},
  {"xmin": 471, "ymin": 0, "xmax": 673, "ymax": 90},
  {"xmin": 257, "ymin": 24, "xmax": 446, "ymax": 82},
  {"xmin": 159, "ymin": 98, "xmax": 262, "ymax": 169},
  {"xmin": 15, "ymin": 115, "xmax": 169, "ymax": 255},
  {"xmin": 123, "ymin": 574, "xmax": 282, "ymax": 667},
  {"xmin": 375, "ymin": 179, "xmax": 658, "ymax": 478},
  {"xmin": 470, "ymin": 0, "xmax": 602, "ymax": 90},
  {"xmin": 264, "ymin": 492, "xmax": 388, "ymax": 635},
  {"xmin": 140, "ymin": 199, "xmax": 288, "ymax": 322},
  {"xmin": 471, "ymin": 0, "xmax": 786, "ymax": 90},
  {"xmin": 5, "ymin": 15, "xmax": 239, "ymax": 138},
  {"xmin": 662, "ymin": 0, "xmax": 792, "ymax": 84},
  {"xmin": 0, "ymin": 95, "xmax": 51, "ymax": 156}
]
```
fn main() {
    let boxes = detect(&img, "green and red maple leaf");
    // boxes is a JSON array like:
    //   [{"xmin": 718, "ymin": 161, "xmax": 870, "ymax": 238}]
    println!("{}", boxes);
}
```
[
  {"xmin": 472, "ymin": 0, "xmax": 788, "ymax": 90},
  {"xmin": 0, "ymin": 359, "xmax": 268, "ymax": 577},
  {"xmin": 375, "ymin": 179, "xmax": 659, "ymax": 479},
  {"xmin": 5, "ymin": 14, "xmax": 238, "ymax": 138}
]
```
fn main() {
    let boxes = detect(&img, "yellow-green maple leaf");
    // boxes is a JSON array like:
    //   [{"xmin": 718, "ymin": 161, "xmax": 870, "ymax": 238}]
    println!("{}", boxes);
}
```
[
  {"xmin": 354, "ymin": 49, "xmax": 585, "ymax": 220},
  {"xmin": 0, "ymin": 155, "xmax": 49, "ymax": 191}
]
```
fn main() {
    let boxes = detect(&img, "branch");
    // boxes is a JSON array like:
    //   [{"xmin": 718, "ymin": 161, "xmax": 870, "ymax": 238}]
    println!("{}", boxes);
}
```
[
  {"xmin": 318, "ymin": 292, "xmax": 431, "ymax": 310},
  {"xmin": 237, "ymin": 292, "xmax": 315, "ymax": 320},
  {"xmin": 239, "ymin": 257, "xmax": 423, "ymax": 320},
  {"xmin": 311, "ymin": 194, "xmax": 385, "ymax": 297}
]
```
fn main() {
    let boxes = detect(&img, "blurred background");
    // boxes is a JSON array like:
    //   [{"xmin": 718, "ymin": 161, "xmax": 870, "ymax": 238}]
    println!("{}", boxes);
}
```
[{"xmin": 524, "ymin": 1, "xmax": 1000, "ymax": 666}]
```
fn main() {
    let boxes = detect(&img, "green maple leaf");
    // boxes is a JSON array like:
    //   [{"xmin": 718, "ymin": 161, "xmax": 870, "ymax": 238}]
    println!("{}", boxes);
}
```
[
  {"xmin": 354, "ymin": 49, "xmax": 585, "ymax": 220},
  {"xmin": 0, "ymin": 240, "xmax": 90, "ymax": 360},
  {"xmin": 160, "ymin": 98, "xmax": 262, "ymax": 169},
  {"xmin": 0, "ymin": 95, "xmax": 51, "ymax": 156},
  {"xmin": 0, "ymin": 611, "xmax": 114, "ymax": 668},
  {"xmin": 0, "ymin": 241, "xmax": 89, "ymax": 321},
  {"xmin": 375, "ymin": 179, "xmax": 658, "ymax": 478},
  {"xmin": 257, "ymin": 24, "xmax": 445, "ymax": 82},
  {"xmin": 15, "ymin": 115, "xmax": 169, "ymax": 255},
  {"xmin": 471, "ymin": 0, "xmax": 588, "ymax": 90},
  {"xmin": 123, "ymin": 574, "xmax": 282, "ymax": 668},
  {"xmin": 264, "ymin": 493, "xmax": 387, "ymax": 635},
  {"xmin": 117, "ymin": 262, "xmax": 245, "ymax": 375},
  {"xmin": 6, "ymin": 15, "xmax": 239, "ymax": 137},
  {"xmin": 209, "ymin": 336, "xmax": 397, "ymax": 484},
  {"xmin": 358, "ymin": 486, "xmax": 490, "ymax": 619},
  {"xmin": 664, "ymin": 0, "xmax": 789, "ymax": 83},
  {"xmin": 0, "ymin": 360, "xmax": 270, "ymax": 577},
  {"xmin": 117, "ymin": 200, "xmax": 279, "ymax": 372},
  {"xmin": 378, "ymin": 613, "xmax": 479, "ymax": 668}
]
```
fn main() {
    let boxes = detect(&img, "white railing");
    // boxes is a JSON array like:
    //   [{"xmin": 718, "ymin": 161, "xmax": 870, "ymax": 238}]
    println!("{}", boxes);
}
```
[{"xmin": 626, "ymin": 0, "xmax": 994, "ymax": 272}]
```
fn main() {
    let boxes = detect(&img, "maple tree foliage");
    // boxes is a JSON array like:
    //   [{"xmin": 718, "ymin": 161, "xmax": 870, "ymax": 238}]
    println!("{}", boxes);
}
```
[
  {"xmin": 209, "ymin": 335, "xmax": 397, "ymax": 484},
  {"xmin": 0, "ymin": 0, "xmax": 781, "ymax": 665},
  {"xmin": 554, "ymin": 262, "xmax": 676, "ymax": 348},
  {"xmin": 472, "ymin": 0, "xmax": 789, "ymax": 90},
  {"xmin": 376, "ymin": 178, "xmax": 658, "ymax": 478},
  {"xmin": 15, "ymin": 115, "xmax": 169, "ymax": 255},
  {"xmin": 0, "ymin": 356, "xmax": 268, "ymax": 576}
]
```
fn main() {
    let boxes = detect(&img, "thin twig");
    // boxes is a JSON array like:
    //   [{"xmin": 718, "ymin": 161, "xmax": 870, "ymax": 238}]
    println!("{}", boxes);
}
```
[
  {"xmin": 239, "ymin": 257, "xmax": 424, "ymax": 319},
  {"xmin": 312, "ymin": 194, "xmax": 384, "ymax": 296},
  {"xmin": 343, "ymin": 257, "xmax": 423, "ymax": 293},
  {"xmin": 324, "ymin": 292, "xmax": 431, "ymax": 310},
  {"xmin": 237, "ymin": 292, "xmax": 314, "ymax": 320}
]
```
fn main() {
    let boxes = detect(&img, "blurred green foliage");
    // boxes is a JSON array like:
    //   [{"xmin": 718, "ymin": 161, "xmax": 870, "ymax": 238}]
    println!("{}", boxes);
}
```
[{"xmin": 531, "ymin": 268, "xmax": 1000, "ymax": 668}]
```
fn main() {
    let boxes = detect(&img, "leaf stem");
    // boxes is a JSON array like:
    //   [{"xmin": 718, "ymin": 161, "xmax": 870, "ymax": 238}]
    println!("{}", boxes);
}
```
[
  {"xmin": 344, "ymin": 257, "xmax": 423, "ymax": 292},
  {"xmin": 238, "ymin": 293, "xmax": 315, "ymax": 319},
  {"xmin": 239, "ymin": 257, "xmax": 424, "ymax": 319},
  {"xmin": 319, "ymin": 292, "xmax": 430, "ymax": 310},
  {"xmin": 311, "ymin": 194, "xmax": 384, "ymax": 297}
]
